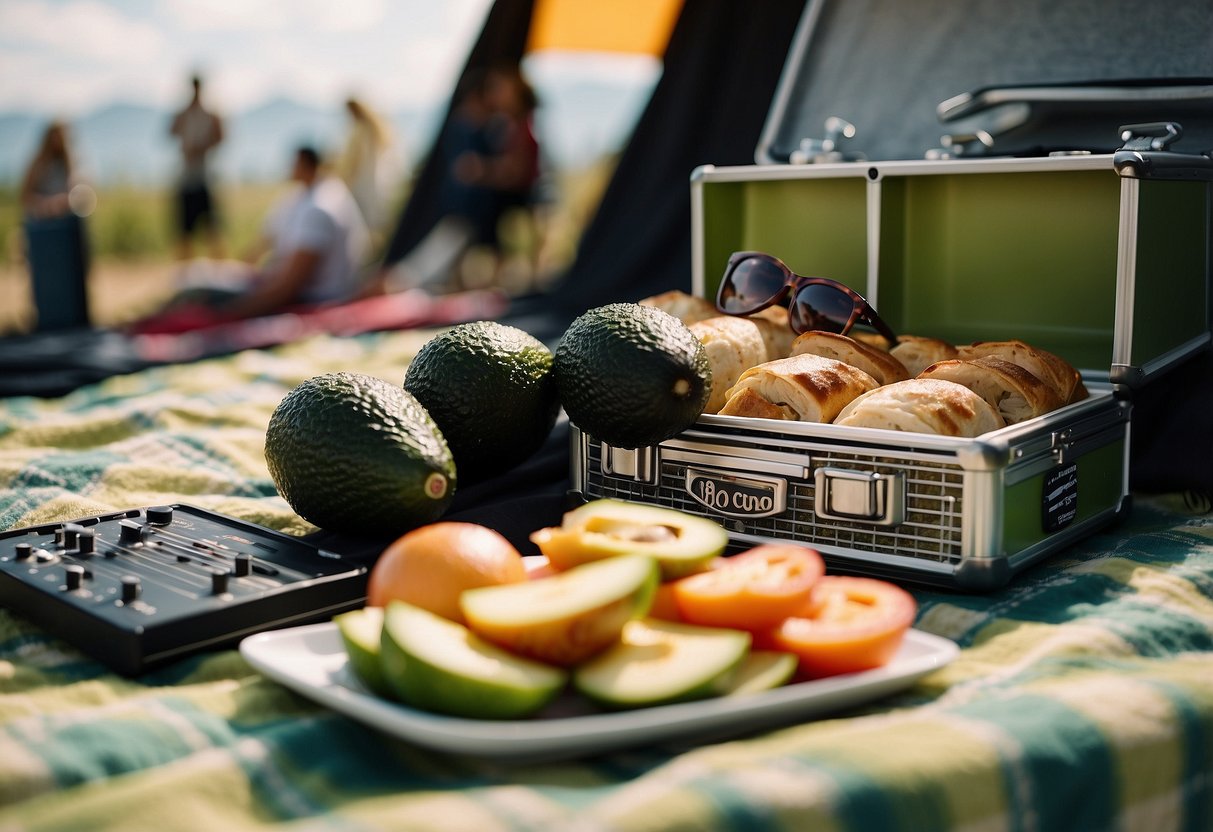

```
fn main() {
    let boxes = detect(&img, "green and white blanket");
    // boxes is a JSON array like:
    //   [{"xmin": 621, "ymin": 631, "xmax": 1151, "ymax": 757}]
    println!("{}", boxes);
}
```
[{"xmin": 1, "ymin": 332, "xmax": 1211, "ymax": 831}]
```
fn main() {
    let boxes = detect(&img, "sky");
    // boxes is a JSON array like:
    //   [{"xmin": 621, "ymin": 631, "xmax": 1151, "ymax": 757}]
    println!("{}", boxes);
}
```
[{"xmin": 0, "ymin": 0, "xmax": 662, "ymax": 118}]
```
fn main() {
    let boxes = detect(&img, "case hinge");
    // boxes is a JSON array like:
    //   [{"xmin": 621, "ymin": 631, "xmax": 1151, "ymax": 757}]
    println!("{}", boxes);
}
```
[{"xmin": 790, "ymin": 117, "xmax": 864, "ymax": 164}]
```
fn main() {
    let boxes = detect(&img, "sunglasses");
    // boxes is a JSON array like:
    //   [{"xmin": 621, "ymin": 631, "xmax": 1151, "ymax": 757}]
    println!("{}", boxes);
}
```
[{"xmin": 715, "ymin": 251, "xmax": 897, "ymax": 345}]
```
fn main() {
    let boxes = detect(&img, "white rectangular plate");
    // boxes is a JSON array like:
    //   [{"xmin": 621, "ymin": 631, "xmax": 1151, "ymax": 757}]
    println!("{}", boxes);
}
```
[{"xmin": 240, "ymin": 623, "xmax": 958, "ymax": 762}]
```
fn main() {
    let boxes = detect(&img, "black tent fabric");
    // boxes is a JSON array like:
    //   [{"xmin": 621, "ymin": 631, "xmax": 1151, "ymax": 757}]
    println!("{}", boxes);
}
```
[
  {"xmin": 543, "ymin": 0, "xmax": 807, "ymax": 314},
  {"xmin": 382, "ymin": 0, "xmax": 808, "ymax": 320},
  {"xmin": 379, "ymin": 0, "xmax": 536, "ymax": 267}
]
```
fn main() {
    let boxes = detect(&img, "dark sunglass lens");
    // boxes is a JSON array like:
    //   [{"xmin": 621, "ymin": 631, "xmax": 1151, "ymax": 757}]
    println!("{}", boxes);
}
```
[
  {"xmin": 789, "ymin": 283, "xmax": 857, "ymax": 333},
  {"xmin": 720, "ymin": 257, "xmax": 788, "ymax": 313}
]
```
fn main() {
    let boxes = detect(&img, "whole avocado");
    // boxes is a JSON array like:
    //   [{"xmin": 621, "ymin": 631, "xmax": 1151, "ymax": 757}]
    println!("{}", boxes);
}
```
[
  {"xmin": 554, "ymin": 303, "xmax": 712, "ymax": 449},
  {"xmin": 403, "ymin": 321, "xmax": 560, "ymax": 483},
  {"xmin": 265, "ymin": 372, "xmax": 455, "ymax": 537}
]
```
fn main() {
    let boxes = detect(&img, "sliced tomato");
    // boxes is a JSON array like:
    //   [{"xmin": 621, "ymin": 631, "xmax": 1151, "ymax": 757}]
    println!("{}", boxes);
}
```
[
  {"xmin": 672, "ymin": 544, "xmax": 825, "ymax": 631},
  {"xmin": 768, "ymin": 576, "xmax": 917, "ymax": 678}
]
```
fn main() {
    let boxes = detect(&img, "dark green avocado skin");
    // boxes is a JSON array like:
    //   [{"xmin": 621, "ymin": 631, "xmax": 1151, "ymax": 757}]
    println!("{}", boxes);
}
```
[
  {"xmin": 265, "ymin": 372, "xmax": 456, "ymax": 537},
  {"xmin": 554, "ymin": 303, "xmax": 712, "ymax": 449},
  {"xmin": 404, "ymin": 321, "xmax": 560, "ymax": 483}
]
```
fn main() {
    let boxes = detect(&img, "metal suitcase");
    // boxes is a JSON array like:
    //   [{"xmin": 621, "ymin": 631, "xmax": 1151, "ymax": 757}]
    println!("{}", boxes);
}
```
[{"xmin": 568, "ymin": 0, "xmax": 1213, "ymax": 590}]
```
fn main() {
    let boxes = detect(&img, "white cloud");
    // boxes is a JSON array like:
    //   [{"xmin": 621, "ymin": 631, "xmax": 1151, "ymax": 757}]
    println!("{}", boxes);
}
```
[
  {"xmin": 0, "ymin": 0, "xmax": 165, "ymax": 62},
  {"xmin": 166, "ymin": 0, "xmax": 387, "ymax": 33}
]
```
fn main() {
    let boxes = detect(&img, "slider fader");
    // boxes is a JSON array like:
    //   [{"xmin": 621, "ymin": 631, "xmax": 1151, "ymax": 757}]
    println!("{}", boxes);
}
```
[{"xmin": 0, "ymin": 505, "xmax": 368, "ymax": 675}]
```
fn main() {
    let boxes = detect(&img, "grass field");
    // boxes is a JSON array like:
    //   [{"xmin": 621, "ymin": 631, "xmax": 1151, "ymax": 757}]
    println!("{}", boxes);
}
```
[{"xmin": 0, "ymin": 163, "xmax": 611, "ymax": 334}]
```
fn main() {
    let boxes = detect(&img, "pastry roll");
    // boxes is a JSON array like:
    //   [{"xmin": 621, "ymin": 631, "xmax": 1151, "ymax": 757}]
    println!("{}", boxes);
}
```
[
  {"xmin": 957, "ymin": 340, "xmax": 1087, "ymax": 404},
  {"xmin": 889, "ymin": 336, "xmax": 958, "ymax": 376},
  {"xmin": 688, "ymin": 315, "xmax": 771, "ymax": 413},
  {"xmin": 918, "ymin": 356, "xmax": 1062, "ymax": 424},
  {"xmin": 791, "ymin": 331, "xmax": 910, "ymax": 386},
  {"xmin": 639, "ymin": 290, "xmax": 719, "ymax": 324},
  {"xmin": 719, "ymin": 353, "xmax": 878, "ymax": 423},
  {"xmin": 751, "ymin": 316, "xmax": 795, "ymax": 361},
  {"xmin": 833, "ymin": 378, "xmax": 1005, "ymax": 437}
]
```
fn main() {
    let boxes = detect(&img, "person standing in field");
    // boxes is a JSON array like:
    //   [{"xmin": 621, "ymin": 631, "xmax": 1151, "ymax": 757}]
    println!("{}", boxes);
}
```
[
  {"xmin": 170, "ymin": 74, "xmax": 225, "ymax": 260},
  {"xmin": 337, "ymin": 96, "xmax": 398, "ymax": 236}
]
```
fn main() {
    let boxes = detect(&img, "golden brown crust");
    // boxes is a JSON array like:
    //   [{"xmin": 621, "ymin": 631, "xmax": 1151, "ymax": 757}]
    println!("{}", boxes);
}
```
[
  {"xmin": 688, "ymin": 316, "xmax": 771, "ymax": 413},
  {"xmin": 918, "ymin": 356, "xmax": 1063, "ymax": 424},
  {"xmin": 720, "ymin": 353, "xmax": 878, "ymax": 423},
  {"xmin": 889, "ymin": 336, "xmax": 958, "ymax": 377},
  {"xmin": 791, "ymin": 331, "xmax": 910, "ymax": 386},
  {"xmin": 639, "ymin": 290, "xmax": 719, "ymax": 324},
  {"xmin": 716, "ymin": 386, "xmax": 798, "ymax": 420},
  {"xmin": 957, "ymin": 340, "xmax": 1085, "ymax": 404},
  {"xmin": 833, "ymin": 378, "xmax": 1005, "ymax": 437}
]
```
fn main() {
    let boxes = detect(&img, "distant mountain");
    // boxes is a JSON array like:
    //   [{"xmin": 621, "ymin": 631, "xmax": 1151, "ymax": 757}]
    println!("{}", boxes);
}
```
[{"xmin": 0, "ymin": 76, "xmax": 653, "ymax": 188}]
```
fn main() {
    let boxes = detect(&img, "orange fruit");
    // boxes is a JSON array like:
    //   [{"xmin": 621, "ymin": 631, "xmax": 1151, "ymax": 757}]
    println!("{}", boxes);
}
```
[{"xmin": 366, "ymin": 522, "xmax": 526, "ymax": 623}]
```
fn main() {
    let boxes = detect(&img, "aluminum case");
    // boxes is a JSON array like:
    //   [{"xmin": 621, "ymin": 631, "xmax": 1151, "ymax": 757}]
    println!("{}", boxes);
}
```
[{"xmin": 569, "ymin": 149, "xmax": 1211, "ymax": 590}]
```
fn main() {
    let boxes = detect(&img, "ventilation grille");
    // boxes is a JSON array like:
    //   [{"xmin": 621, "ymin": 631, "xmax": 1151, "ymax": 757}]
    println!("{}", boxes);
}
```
[{"xmin": 584, "ymin": 442, "xmax": 965, "ymax": 564}]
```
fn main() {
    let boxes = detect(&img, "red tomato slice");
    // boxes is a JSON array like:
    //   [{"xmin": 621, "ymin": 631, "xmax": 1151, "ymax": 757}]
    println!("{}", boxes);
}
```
[
  {"xmin": 769, "ymin": 576, "xmax": 917, "ymax": 678},
  {"xmin": 672, "ymin": 544, "xmax": 825, "ymax": 631}
]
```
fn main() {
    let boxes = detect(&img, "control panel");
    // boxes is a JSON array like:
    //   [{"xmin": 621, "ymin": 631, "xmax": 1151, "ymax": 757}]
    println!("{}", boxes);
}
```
[{"xmin": 0, "ymin": 504, "xmax": 368, "ymax": 676}]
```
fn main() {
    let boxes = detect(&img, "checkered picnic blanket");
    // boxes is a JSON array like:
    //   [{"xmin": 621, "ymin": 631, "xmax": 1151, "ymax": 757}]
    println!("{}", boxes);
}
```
[{"xmin": 1, "ymin": 332, "xmax": 1211, "ymax": 831}]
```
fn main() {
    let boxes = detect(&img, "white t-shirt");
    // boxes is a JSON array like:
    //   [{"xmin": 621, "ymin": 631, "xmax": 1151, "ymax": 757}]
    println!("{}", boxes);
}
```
[{"xmin": 263, "ymin": 177, "xmax": 371, "ymax": 304}]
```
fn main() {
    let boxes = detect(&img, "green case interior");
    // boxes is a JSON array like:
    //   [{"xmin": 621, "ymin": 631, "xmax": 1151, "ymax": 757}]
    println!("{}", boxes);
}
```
[{"xmin": 699, "ymin": 166, "xmax": 1209, "ymax": 375}]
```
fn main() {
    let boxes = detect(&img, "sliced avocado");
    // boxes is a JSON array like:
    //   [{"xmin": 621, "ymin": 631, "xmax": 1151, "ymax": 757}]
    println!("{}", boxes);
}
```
[
  {"xmin": 531, "ymin": 499, "xmax": 727, "ymax": 580},
  {"xmin": 461, "ymin": 554, "xmax": 659, "ymax": 667},
  {"xmin": 379, "ymin": 601, "xmax": 567, "ymax": 720},
  {"xmin": 718, "ymin": 651, "xmax": 798, "ymax": 696},
  {"xmin": 404, "ymin": 322, "xmax": 559, "ymax": 483},
  {"xmin": 334, "ymin": 607, "xmax": 390, "ymax": 698},
  {"xmin": 573, "ymin": 618, "xmax": 751, "ymax": 709},
  {"xmin": 554, "ymin": 303, "xmax": 711, "ymax": 449}
]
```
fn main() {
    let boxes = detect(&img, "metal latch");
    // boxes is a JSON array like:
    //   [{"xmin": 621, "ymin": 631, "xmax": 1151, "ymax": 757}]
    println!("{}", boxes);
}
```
[
  {"xmin": 1050, "ymin": 429, "xmax": 1075, "ymax": 465},
  {"xmin": 601, "ymin": 443, "xmax": 659, "ymax": 485},
  {"xmin": 790, "ymin": 117, "xmax": 864, "ymax": 164},
  {"xmin": 813, "ymin": 468, "xmax": 905, "ymax": 527}
]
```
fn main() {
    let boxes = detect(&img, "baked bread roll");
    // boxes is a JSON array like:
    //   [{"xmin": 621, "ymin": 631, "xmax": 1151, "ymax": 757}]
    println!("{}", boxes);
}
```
[
  {"xmin": 833, "ymin": 378, "xmax": 1005, "ymax": 437},
  {"xmin": 791, "ymin": 331, "xmax": 910, "ymax": 386},
  {"xmin": 639, "ymin": 290, "xmax": 719, "ymax": 324},
  {"xmin": 751, "ymin": 316, "xmax": 795, "ymax": 361},
  {"xmin": 918, "ymin": 356, "xmax": 1063, "ymax": 424},
  {"xmin": 719, "ymin": 353, "xmax": 878, "ymax": 423},
  {"xmin": 957, "ymin": 340, "xmax": 1087, "ymax": 404},
  {"xmin": 688, "ymin": 316, "xmax": 771, "ymax": 413},
  {"xmin": 714, "ymin": 386, "xmax": 798, "ymax": 421},
  {"xmin": 889, "ymin": 336, "xmax": 958, "ymax": 376}
]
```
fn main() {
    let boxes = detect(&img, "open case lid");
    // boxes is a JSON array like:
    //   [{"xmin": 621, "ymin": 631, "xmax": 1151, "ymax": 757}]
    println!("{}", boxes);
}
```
[{"xmin": 756, "ymin": 0, "xmax": 1213, "ymax": 164}]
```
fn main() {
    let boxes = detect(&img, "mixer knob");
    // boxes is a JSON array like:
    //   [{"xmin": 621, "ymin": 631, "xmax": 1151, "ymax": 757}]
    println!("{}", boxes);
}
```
[
  {"xmin": 234, "ymin": 553, "xmax": 252, "ymax": 577},
  {"xmin": 77, "ymin": 530, "xmax": 96, "ymax": 555},
  {"xmin": 14, "ymin": 542, "xmax": 32, "ymax": 561},
  {"xmin": 146, "ymin": 506, "xmax": 174, "ymax": 526},
  {"xmin": 120, "ymin": 576, "xmax": 141, "ymax": 603},
  {"xmin": 64, "ymin": 565, "xmax": 85, "ymax": 591},
  {"xmin": 119, "ymin": 520, "xmax": 144, "ymax": 544},
  {"xmin": 63, "ymin": 524, "xmax": 84, "ymax": 548},
  {"xmin": 211, "ymin": 570, "xmax": 230, "ymax": 595}
]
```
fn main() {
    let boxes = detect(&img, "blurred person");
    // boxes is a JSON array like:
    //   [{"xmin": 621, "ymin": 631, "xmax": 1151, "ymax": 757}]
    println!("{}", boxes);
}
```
[
  {"xmin": 451, "ymin": 63, "xmax": 544, "ymax": 287},
  {"xmin": 169, "ymin": 74, "xmax": 225, "ymax": 260},
  {"xmin": 372, "ymin": 70, "xmax": 498, "ymax": 294},
  {"xmin": 336, "ymin": 96, "xmax": 399, "ymax": 234},
  {"xmin": 132, "ymin": 145, "xmax": 370, "ymax": 331},
  {"xmin": 20, "ymin": 121, "xmax": 94, "ymax": 330}
]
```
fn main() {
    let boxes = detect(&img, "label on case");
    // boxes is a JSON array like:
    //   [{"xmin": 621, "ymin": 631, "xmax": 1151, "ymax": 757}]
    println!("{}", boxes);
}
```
[
  {"xmin": 1042, "ymin": 463, "xmax": 1078, "ymax": 532},
  {"xmin": 685, "ymin": 469, "xmax": 786, "ymax": 518}
]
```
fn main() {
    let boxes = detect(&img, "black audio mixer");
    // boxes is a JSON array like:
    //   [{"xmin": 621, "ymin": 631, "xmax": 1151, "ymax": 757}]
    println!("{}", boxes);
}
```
[{"xmin": 0, "ymin": 504, "xmax": 369, "ymax": 676}]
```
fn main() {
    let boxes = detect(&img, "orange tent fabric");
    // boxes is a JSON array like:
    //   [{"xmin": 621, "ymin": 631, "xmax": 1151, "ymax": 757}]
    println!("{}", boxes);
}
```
[{"xmin": 527, "ymin": 0, "xmax": 683, "ymax": 56}]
